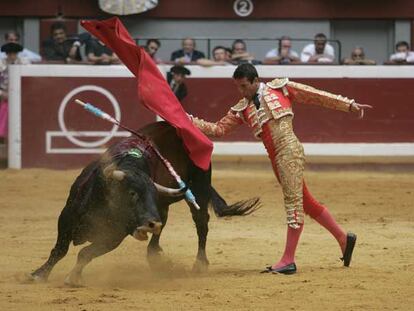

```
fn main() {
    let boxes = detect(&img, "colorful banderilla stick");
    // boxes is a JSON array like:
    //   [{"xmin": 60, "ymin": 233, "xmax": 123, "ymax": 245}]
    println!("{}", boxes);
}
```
[{"xmin": 74, "ymin": 99, "xmax": 200, "ymax": 210}]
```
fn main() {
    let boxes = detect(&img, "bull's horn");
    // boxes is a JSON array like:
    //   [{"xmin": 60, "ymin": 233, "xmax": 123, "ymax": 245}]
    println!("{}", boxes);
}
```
[
  {"xmin": 112, "ymin": 170, "xmax": 126, "ymax": 181},
  {"xmin": 102, "ymin": 163, "xmax": 116, "ymax": 178},
  {"xmin": 153, "ymin": 182, "xmax": 186, "ymax": 197}
]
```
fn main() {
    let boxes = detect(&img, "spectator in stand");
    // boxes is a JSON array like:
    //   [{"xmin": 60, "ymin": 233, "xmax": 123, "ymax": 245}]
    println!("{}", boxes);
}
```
[
  {"xmin": 0, "ymin": 31, "xmax": 41, "ymax": 62},
  {"xmin": 231, "ymin": 39, "xmax": 261, "ymax": 65},
  {"xmin": 144, "ymin": 39, "xmax": 163, "ymax": 64},
  {"xmin": 342, "ymin": 47, "xmax": 376, "ymax": 65},
  {"xmin": 85, "ymin": 37, "xmax": 120, "ymax": 65},
  {"xmin": 388, "ymin": 41, "xmax": 414, "ymax": 64},
  {"xmin": 263, "ymin": 36, "xmax": 300, "ymax": 65},
  {"xmin": 170, "ymin": 38, "xmax": 205, "ymax": 64},
  {"xmin": 0, "ymin": 42, "xmax": 31, "ymax": 142},
  {"xmin": 167, "ymin": 65, "xmax": 191, "ymax": 103},
  {"xmin": 213, "ymin": 46, "xmax": 233, "ymax": 63},
  {"xmin": 225, "ymin": 47, "xmax": 233, "ymax": 60},
  {"xmin": 197, "ymin": 45, "xmax": 233, "ymax": 67},
  {"xmin": 42, "ymin": 22, "xmax": 82, "ymax": 63},
  {"xmin": 301, "ymin": 33, "xmax": 335, "ymax": 64}
]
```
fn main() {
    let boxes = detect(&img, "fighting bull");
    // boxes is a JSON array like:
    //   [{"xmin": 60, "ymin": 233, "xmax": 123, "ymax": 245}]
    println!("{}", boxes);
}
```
[{"xmin": 29, "ymin": 121, "xmax": 259, "ymax": 286}]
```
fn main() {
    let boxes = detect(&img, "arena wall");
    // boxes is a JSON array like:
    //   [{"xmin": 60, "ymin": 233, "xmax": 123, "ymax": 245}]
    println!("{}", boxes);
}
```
[{"xmin": 8, "ymin": 64, "xmax": 414, "ymax": 169}]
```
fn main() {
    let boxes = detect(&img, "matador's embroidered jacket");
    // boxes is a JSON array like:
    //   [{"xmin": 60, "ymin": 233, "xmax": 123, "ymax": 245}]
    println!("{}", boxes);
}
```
[{"xmin": 191, "ymin": 78, "xmax": 356, "ymax": 228}]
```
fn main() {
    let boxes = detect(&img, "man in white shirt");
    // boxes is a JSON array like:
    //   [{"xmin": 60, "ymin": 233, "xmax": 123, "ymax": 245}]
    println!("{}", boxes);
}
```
[
  {"xmin": 264, "ymin": 36, "xmax": 300, "ymax": 65},
  {"xmin": 0, "ymin": 31, "xmax": 41, "ymax": 62},
  {"xmin": 301, "ymin": 33, "xmax": 335, "ymax": 64},
  {"xmin": 389, "ymin": 41, "xmax": 414, "ymax": 64}
]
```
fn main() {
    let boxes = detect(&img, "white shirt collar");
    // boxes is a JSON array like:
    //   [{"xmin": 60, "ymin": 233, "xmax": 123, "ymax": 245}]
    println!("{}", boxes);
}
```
[{"xmin": 257, "ymin": 82, "xmax": 265, "ymax": 100}]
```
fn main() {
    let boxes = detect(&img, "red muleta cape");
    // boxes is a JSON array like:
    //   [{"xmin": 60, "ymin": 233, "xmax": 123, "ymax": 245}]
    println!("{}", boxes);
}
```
[{"xmin": 81, "ymin": 17, "xmax": 213, "ymax": 171}]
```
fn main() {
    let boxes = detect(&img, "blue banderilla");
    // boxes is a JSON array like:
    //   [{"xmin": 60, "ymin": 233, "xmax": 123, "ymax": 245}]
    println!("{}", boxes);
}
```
[{"xmin": 75, "ymin": 99, "xmax": 200, "ymax": 210}]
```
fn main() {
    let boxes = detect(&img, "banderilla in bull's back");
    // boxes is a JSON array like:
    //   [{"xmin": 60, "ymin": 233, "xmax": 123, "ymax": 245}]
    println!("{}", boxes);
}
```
[{"xmin": 26, "ymin": 121, "xmax": 260, "ymax": 286}]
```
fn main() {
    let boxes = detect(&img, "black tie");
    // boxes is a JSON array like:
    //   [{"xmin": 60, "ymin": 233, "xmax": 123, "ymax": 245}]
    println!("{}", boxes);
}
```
[{"xmin": 253, "ymin": 94, "xmax": 260, "ymax": 109}]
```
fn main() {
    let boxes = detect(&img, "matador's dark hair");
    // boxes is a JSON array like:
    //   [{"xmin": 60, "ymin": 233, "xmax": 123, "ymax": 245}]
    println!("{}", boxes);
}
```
[{"xmin": 232, "ymin": 63, "xmax": 258, "ymax": 83}]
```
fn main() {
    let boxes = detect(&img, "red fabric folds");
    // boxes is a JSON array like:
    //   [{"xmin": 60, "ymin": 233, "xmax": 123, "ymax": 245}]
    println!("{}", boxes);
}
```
[{"xmin": 81, "ymin": 17, "xmax": 213, "ymax": 171}]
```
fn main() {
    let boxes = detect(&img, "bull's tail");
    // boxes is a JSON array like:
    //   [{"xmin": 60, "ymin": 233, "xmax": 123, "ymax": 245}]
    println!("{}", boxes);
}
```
[{"xmin": 210, "ymin": 186, "xmax": 261, "ymax": 217}]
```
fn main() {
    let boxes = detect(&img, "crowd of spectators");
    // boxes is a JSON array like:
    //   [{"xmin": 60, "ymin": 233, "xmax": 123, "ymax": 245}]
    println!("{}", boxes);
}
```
[
  {"xmin": 141, "ymin": 32, "xmax": 414, "ymax": 67},
  {"xmin": 1, "ymin": 22, "xmax": 414, "ymax": 67},
  {"xmin": 1, "ymin": 23, "xmax": 414, "ymax": 143}
]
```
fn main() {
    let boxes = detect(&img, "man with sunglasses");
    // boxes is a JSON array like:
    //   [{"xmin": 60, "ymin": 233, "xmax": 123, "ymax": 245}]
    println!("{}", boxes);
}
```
[{"xmin": 342, "ymin": 47, "xmax": 376, "ymax": 65}]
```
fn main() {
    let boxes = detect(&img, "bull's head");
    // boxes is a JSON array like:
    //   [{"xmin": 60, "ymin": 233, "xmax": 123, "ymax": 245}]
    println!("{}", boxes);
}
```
[{"xmin": 104, "ymin": 165, "xmax": 185, "ymax": 241}]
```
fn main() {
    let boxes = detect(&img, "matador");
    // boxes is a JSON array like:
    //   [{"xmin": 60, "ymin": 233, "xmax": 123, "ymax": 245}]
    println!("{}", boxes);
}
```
[{"xmin": 190, "ymin": 64, "xmax": 372, "ymax": 274}]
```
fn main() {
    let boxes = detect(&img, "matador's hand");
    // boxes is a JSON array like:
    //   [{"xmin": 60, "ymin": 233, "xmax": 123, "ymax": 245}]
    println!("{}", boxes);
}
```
[{"xmin": 350, "ymin": 102, "xmax": 373, "ymax": 119}]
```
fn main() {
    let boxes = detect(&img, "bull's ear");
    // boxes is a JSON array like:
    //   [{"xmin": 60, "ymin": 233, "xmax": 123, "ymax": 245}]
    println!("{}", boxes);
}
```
[{"xmin": 112, "ymin": 170, "xmax": 126, "ymax": 181}]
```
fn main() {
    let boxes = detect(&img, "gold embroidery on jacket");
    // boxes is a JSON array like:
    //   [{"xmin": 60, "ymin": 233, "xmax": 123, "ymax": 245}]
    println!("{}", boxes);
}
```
[
  {"xmin": 191, "ymin": 111, "xmax": 242, "ymax": 137},
  {"xmin": 262, "ymin": 85, "xmax": 293, "ymax": 120},
  {"xmin": 266, "ymin": 78, "xmax": 289, "ymax": 89},
  {"xmin": 231, "ymin": 98, "xmax": 249, "ymax": 112},
  {"xmin": 244, "ymin": 104, "xmax": 263, "ymax": 138},
  {"xmin": 263, "ymin": 113, "xmax": 305, "ymax": 229},
  {"xmin": 267, "ymin": 100, "xmax": 283, "ymax": 110},
  {"xmin": 287, "ymin": 81, "xmax": 355, "ymax": 112}
]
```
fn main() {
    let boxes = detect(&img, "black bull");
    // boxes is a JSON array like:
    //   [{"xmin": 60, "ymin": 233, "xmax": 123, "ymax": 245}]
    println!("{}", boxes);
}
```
[{"xmin": 29, "ymin": 122, "xmax": 260, "ymax": 286}]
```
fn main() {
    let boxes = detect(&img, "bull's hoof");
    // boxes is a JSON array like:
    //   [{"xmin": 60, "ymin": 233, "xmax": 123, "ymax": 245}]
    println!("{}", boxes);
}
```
[
  {"xmin": 192, "ymin": 259, "xmax": 209, "ymax": 274},
  {"xmin": 29, "ymin": 272, "xmax": 47, "ymax": 283},
  {"xmin": 64, "ymin": 274, "xmax": 84, "ymax": 288},
  {"xmin": 17, "ymin": 272, "xmax": 47, "ymax": 284},
  {"xmin": 147, "ymin": 245, "xmax": 164, "ymax": 257},
  {"xmin": 147, "ymin": 254, "xmax": 173, "ymax": 273}
]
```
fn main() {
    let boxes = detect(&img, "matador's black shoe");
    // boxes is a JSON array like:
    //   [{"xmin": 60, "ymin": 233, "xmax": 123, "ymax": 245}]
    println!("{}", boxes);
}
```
[
  {"xmin": 260, "ymin": 263, "xmax": 297, "ymax": 275},
  {"xmin": 341, "ymin": 232, "xmax": 357, "ymax": 267}
]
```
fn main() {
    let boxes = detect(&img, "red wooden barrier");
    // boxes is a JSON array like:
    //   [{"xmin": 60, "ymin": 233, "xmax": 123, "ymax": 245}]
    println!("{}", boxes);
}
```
[{"xmin": 8, "ymin": 65, "xmax": 414, "ymax": 169}]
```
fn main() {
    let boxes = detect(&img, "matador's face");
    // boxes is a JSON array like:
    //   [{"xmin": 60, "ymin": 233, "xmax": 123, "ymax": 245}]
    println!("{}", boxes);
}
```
[{"xmin": 234, "ymin": 77, "xmax": 260, "ymax": 100}]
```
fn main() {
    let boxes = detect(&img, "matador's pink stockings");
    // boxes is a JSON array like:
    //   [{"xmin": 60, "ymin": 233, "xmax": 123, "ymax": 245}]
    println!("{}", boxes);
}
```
[
  {"xmin": 272, "ymin": 182, "xmax": 347, "ymax": 269},
  {"xmin": 303, "ymin": 182, "xmax": 347, "ymax": 253},
  {"xmin": 272, "ymin": 225, "xmax": 304, "ymax": 269}
]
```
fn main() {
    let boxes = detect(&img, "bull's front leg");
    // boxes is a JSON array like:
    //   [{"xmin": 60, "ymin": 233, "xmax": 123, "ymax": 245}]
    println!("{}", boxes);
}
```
[
  {"xmin": 190, "ymin": 205, "xmax": 210, "ymax": 272},
  {"xmin": 147, "ymin": 203, "xmax": 169, "ymax": 258},
  {"xmin": 189, "ymin": 167, "xmax": 212, "ymax": 273},
  {"xmin": 146, "ymin": 204, "xmax": 172, "ymax": 273},
  {"xmin": 28, "ymin": 209, "xmax": 72, "ymax": 282},
  {"xmin": 64, "ymin": 234, "xmax": 124, "ymax": 287}
]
